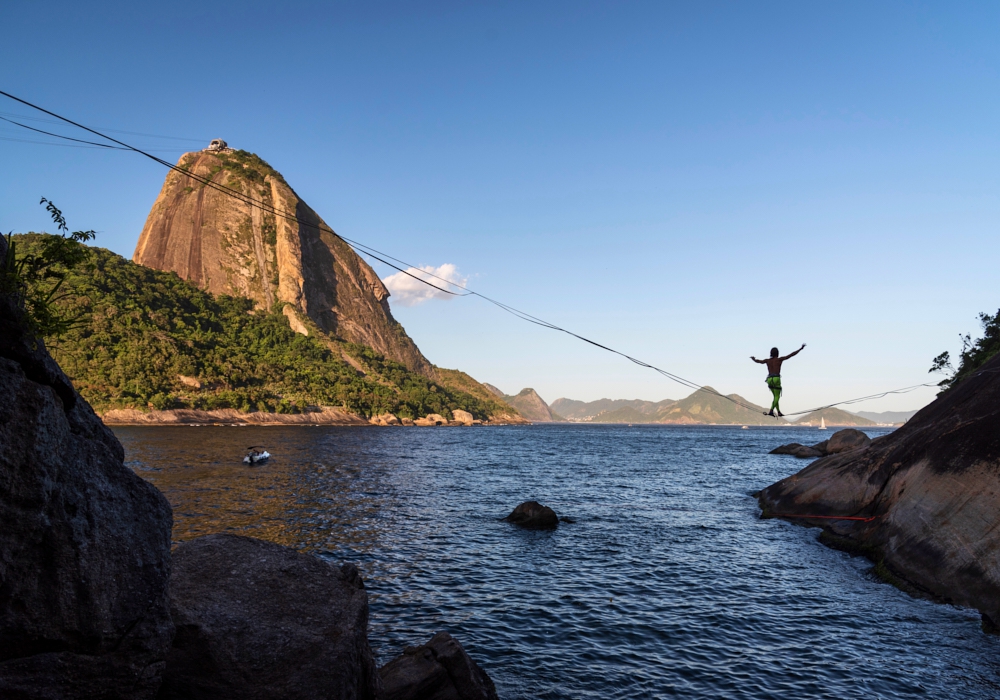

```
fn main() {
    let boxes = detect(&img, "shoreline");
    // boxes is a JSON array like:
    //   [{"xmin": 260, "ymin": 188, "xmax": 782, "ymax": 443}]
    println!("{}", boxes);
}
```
[{"xmin": 100, "ymin": 408, "xmax": 526, "ymax": 427}]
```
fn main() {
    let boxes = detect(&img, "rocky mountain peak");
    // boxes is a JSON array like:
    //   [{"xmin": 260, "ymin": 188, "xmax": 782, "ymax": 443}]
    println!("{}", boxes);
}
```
[{"xmin": 133, "ymin": 149, "xmax": 433, "ymax": 376}]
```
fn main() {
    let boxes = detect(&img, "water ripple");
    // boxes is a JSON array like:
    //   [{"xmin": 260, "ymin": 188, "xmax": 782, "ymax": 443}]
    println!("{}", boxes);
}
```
[{"xmin": 116, "ymin": 424, "xmax": 1000, "ymax": 699}]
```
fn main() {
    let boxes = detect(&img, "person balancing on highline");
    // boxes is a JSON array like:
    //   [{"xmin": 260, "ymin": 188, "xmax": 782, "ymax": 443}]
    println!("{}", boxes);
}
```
[{"xmin": 751, "ymin": 344, "xmax": 806, "ymax": 417}]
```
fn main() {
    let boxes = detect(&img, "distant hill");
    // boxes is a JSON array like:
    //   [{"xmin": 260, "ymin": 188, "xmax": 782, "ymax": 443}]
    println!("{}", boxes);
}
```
[
  {"xmin": 850, "ymin": 410, "xmax": 917, "ymax": 424},
  {"xmin": 795, "ymin": 407, "xmax": 877, "ymax": 427},
  {"xmin": 500, "ymin": 388, "xmax": 565, "ymax": 422},
  {"xmin": 550, "ymin": 398, "xmax": 668, "ymax": 421},
  {"xmin": 588, "ymin": 404, "xmax": 672, "ymax": 423},
  {"xmin": 654, "ymin": 387, "xmax": 777, "ymax": 425}
]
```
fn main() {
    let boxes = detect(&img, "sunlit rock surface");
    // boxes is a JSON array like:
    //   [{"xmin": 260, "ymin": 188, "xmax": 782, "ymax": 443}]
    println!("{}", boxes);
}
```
[{"xmin": 758, "ymin": 354, "xmax": 1000, "ymax": 626}]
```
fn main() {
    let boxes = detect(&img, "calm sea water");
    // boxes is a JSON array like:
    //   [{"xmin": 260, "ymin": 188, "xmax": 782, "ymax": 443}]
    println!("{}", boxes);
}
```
[{"xmin": 116, "ymin": 424, "xmax": 1000, "ymax": 699}]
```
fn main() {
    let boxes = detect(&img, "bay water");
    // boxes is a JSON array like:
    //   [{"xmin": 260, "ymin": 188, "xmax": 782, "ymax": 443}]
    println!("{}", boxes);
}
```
[{"xmin": 117, "ymin": 424, "xmax": 1000, "ymax": 699}]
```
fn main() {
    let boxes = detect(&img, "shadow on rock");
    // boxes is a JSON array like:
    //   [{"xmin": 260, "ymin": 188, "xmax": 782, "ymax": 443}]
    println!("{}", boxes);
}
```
[
  {"xmin": 158, "ymin": 534, "xmax": 380, "ymax": 700},
  {"xmin": 379, "ymin": 632, "xmax": 498, "ymax": 700},
  {"xmin": 0, "ymin": 272, "xmax": 173, "ymax": 700}
]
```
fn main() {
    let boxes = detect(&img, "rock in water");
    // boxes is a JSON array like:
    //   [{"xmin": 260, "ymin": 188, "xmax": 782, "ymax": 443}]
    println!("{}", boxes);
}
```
[
  {"xmin": 0, "ymin": 288, "xmax": 173, "ymax": 698},
  {"xmin": 769, "ymin": 443, "xmax": 823, "ymax": 458},
  {"xmin": 159, "ymin": 534, "xmax": 380, "ymax": 700},
  {"xmin": 757, "ymin": 353, "xmax": 1000, "ymax": 626},
  {"xmin": 379, "ymin": 632, "xmax": 498, "ymax": 700},
  {"xmin": 824, "ymin": 428, "xmax": 871, "ymax": 454},
  {"xmin": 769, "ymin": 429, "xmax": 870, "ymax": 459},
  {"xmin": 504, "ymin": 501, "xmax": 559, "ymax": 529},
  {"xmin": 132, "ymin": 148, "xmax": 433, "ymax": 377}
]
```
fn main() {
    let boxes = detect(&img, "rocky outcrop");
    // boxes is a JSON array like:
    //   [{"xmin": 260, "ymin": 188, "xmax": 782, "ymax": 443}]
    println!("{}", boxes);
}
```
[
  {"xmin": 414, "ymin": 414, "xmax": 448, "ymax": 427},
  {"xmin": 370, "ymin": 413, "xmax": 401, "ymax": 426},
  {"xmin": 158, "ymin": 534, "xmax": 380, "ymax": 700},
  {"xmin": 133, "ymin": 149, "xmax": 434, "ymax": 377},
  {"xmin": 379, "ymin": 632, "xmax": 498, "ymax": 700},
  {"xmin": 503, "ymin": 501, "xmax": 559, "ymax": 529},
  {"xmin": 757, "ymin": 354, "xmax": 1000, "ymax": 626},
  {"xmin": 101, "ymin": 407, "xmax": 368, "ymax": 425},
  {"xmin": 0, "ymin": 276, "xmax": 173, "ymax": 698},
  {"xmin": 770, "ymin": 429, "xmax": 871, "ymax": 459},
  {"xmin": 452, "ymin": 409, "xmax": 474, "ymax": 425}
]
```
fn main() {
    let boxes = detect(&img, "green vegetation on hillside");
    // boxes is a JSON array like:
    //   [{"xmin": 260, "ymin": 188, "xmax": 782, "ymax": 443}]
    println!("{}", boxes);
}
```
[
  {"xmin": 931, "ymin": 309, "xmax": 1000, "ymax": 391},
  {"xmin": 14, "ymin": 234, "xmax": 499, "ymax": 420}
]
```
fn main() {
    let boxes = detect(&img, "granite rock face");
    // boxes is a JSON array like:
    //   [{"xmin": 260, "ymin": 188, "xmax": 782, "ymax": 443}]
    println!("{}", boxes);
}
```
[
  {"xmin": 504, "ymin": 501, "xmax": 559, "ymax": 529},
  {"xmin": 0, "ymin": 283, "xmax": 174, "ymax": 699},
  {"xmin": 158, "ymin": 534, "xmax": 380, "ymax": 700},
  {"xmin": 133, "ymin": 149, "xmax": 433, "ymax": 377},
  {"xmin": 757, "ymin": 354, "xmax": 1000, "ymax": 626},
  {"xmin": 379, "ymin": 632, "xmax": 498, "ymax": 700}
]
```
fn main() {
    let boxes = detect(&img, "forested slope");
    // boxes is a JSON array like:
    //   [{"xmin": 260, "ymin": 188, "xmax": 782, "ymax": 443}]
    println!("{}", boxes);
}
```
[{"xmin": 18, "ymin": 234, "xmax": 510, "ymax": 421}]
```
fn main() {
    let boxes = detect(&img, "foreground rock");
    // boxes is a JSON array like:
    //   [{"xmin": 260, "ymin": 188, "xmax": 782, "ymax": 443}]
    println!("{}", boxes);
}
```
[
  {"xmin": 503, "ymin": 501, "xmax": 559, "ymax": 529},
  {"xmin": 769, "ymin": 428, "xmax": 871, "ymax": 459},
  {"xmin": 379, "ymin": 632, "xmax": 498, "ymax": 700},
  {"xmin": 757, "ymin": 353, "xmax": 1000, "ymax": 627},
  {"xmin": 0, "ymin": 283, "xmax": 173, "ymax": 698},
  {"xmin": 159, "ymin": 534, "xmax": 380, "ymax": 700}
]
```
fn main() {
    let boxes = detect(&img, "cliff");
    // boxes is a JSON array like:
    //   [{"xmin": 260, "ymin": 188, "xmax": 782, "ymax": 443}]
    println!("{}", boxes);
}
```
[
  {"xmin": 133, "ymin": 148, "xmax": 433, "ymax": 377},
  {"xmin": 756, "ymin": 352, "xmax": 1000, "ymax": 627}
]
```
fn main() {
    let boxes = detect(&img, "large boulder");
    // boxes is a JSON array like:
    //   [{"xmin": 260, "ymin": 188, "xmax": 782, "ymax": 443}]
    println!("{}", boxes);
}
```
[
  {"xmin": 503, "ymin": 501, "xmax": 558, "ymax": 529},
  {"xmin": 379, "ymin": 632, "xmax": 498, "ymax": 700},
  {"xmin": 0, "ymin": 286, "xmax": 174, "ymax": 699},
  {"xmin": 158, "ymin": 534, "xmax": 380, "ymax": 700},
  {"xmin": 769, "ymin": 429, "xmax": 870, "ymax": 459},
  {"xmin": 452, "ymin": 409, "xmax": 474, "ymax": 425},
  {"xmin": 825, "ymin": 428, "xmax": 871, "ymax": 454},
  {"xmin": 757, "ymin": 352, "xmax": 1000, "ymax": 627}
]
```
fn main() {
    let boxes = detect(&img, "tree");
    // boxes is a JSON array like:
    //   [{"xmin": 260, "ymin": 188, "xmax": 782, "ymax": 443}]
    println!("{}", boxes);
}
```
[{"xmin": 1, "ymin": 198, "xmax": 96, "ymax": 337}]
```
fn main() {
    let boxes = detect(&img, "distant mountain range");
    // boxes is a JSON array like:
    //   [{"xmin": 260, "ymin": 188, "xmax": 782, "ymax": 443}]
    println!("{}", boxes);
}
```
[
  {"xmin": 548, "ymin": 394, "xmax": 919, "ymax": 426},
  {"xmin": 850, "ymin": 410, "xmax": 918, "ymax": 424},
  {"xmin": 553, "ymin": 389, "xmax": 775, "ymax": 425}
]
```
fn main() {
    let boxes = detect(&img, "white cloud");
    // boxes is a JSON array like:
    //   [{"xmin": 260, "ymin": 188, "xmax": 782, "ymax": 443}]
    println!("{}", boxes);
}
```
[{"xmin": 382, "ymin": 263, "xmax": 468, "ymax": 306}]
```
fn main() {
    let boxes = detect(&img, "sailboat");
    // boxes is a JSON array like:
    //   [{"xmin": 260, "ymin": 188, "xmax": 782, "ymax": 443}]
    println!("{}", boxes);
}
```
[{"xmin": 819, "ymin": 417, "xmax": 827, "ymax": 430}]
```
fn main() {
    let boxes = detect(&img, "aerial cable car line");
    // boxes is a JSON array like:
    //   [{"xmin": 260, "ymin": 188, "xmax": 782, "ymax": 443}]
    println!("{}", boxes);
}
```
[
  {"xmin": 0, "ymin": 109, "xmax": 207, "ymax": 142},
  {"xmin": 0, "ymin": 116, "xmax": 196, "ymax": 152},
  {"xmin": 0, "ymin": 88, "xmax": 939, "ymax": 418}
]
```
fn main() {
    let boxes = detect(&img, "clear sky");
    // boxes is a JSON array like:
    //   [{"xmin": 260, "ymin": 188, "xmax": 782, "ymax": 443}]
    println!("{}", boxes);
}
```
[{"xmin": 4, "ymin": 1, "xmax": 999, "ymax": 413}]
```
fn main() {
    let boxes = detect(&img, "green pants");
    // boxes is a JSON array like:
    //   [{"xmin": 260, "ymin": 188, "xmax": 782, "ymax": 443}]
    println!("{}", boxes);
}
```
[{"xmin": 766, "ymin": 375, "xmax": 782, "ymax": 411}]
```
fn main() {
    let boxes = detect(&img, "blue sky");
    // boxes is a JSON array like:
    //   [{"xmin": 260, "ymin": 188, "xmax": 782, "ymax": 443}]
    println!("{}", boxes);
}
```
[{"xmin": 3, "ymin": 1, "xmax": 998, "ymax": 412}]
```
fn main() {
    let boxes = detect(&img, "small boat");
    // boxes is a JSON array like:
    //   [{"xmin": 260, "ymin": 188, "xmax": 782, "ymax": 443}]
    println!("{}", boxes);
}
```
[
  {"xmin": 741, "ymin": 425, "xmax": 749, "ymax": 430},
  {"xmin": 819, "ymin": 417, "xmax": 827, "ymax": 430},
  {"xmin": 243, "ymin": 446, "xmax": 270, "ymax": 465}
]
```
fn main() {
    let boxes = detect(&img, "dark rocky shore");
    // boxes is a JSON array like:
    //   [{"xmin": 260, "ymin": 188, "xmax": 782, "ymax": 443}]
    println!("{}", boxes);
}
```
[
  {"xmin": 0, "ymin": 234, "xmax": 496, "ymax": 699},
  {"xmin": 757, "ymin": 355, "xmax": 1000, "ymax": 627}
]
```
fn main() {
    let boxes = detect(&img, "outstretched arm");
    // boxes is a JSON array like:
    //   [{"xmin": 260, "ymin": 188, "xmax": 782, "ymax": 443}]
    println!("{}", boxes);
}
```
[
  {"xmin": 750, "ymin": 356, "xmax": 766, "ymax": 363},
  {"xmin": 780, "ymin": 343, "xmax": 806, "ymax": 361}
]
